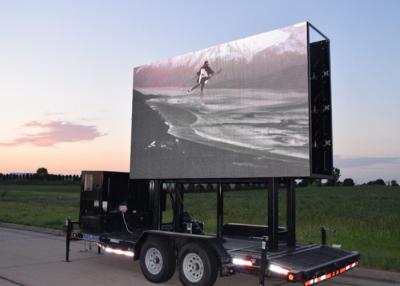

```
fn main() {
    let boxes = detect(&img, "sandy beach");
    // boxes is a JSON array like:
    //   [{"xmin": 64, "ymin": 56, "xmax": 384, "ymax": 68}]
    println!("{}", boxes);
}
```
[{"xmin": 131, "ymin": 90, "xmax": 309, "ymax": 179}]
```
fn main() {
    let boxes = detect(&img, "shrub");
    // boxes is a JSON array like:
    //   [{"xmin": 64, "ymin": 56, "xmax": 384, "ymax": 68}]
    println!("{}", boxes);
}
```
[{"xmin": 342, "ymin": 178, "xmax": 355, "ymax": 186}]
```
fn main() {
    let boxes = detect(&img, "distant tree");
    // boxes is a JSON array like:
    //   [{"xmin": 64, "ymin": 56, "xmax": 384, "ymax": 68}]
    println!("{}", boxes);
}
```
[
  {"xmin": 325, "ymin": 168, "xmax": 341, "ymax": 186},
  {"xmin": 298, "ymin": 179, "xmax": 309, "ymax": 187},
  {"xmin": 375, "ymin": 179, "xmax": 386, "ymax": 186},
  {"xmin": 297, "ymin": 178, "xmax": 320, "ymax": 187},
  {"xmin": 367, "ymin": 179, "xmax": 386, "ymax": 186},
  {"xmin": 297, "ymin": 180, "xmax": 306, "ymax": 187},
  {"xmin": 187, "ymin": 184, "xmax": 195, "ymax": 192},
  {"xmin": 36, "ymin": 167, "xmax": 48, "ymax": 177},
  {"xmin": 391, "ymin": 180, "xmax": 399, "ymax": 187},
  {"xmin": 195, "ymin": 184, "xmax": 205, "ymax": 192},
  {"xmin": 342, "ymin": 178, "xmax": 355, "ymax": 186},
  {"xmin": 206, "ymin": 184, "xmax": 214, "ymax": 192}
]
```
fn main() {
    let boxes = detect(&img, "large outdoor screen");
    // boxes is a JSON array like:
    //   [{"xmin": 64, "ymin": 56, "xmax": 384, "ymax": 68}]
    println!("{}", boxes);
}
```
[{"xmin": 131, "ymin": 22, "xmax": 310, "ymax": 179}]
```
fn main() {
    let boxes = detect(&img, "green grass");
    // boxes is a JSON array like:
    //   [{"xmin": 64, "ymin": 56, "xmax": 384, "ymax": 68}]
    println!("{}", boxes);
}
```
[
  {"xmin": 0, "ymin": 184, "xmax": 399, "ymax": 271},
  {"xmin": 0, "ymin": 184, "xmax": 80, "ymax": 229}
]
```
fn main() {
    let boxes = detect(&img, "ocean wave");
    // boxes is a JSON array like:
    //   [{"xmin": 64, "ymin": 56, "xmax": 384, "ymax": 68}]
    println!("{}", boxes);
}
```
[{"xmin": 145, "ymin": 88, "xmax": 309, "ymax": 159}]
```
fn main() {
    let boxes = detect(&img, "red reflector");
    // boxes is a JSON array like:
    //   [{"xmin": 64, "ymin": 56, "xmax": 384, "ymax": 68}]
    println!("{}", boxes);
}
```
[{"xmin": 304, "ymin": 261, "xmax": 359, "ymax": 285}]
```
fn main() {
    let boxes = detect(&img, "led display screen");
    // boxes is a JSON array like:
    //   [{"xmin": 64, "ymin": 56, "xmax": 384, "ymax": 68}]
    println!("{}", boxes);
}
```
[{"xmin": 131, "ymin": 22, "xmax": 310, "ymax": 179}]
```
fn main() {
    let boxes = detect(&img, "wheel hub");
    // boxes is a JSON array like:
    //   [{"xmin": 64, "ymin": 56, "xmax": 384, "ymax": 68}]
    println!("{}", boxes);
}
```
[
  {"xmin": 183, "ymin": 253, "xmax": 204, "ymax": 283},
  {"xmin": 145, "ymin": 247, "xmax": 163, "ymax": 275}
]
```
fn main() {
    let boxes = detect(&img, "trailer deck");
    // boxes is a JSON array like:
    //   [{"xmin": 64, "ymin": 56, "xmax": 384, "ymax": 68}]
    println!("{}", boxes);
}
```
[{"xmin": 223, "ymin": 235, "xmax": 359, "ymax": 283}]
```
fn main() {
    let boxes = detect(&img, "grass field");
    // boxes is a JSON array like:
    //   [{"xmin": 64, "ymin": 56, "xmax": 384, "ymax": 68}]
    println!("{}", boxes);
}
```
[
  {"xmin": 0, "ymin": 184, "xmax": 80, "ymax": 229},
  {"xmin": 0, "ymin": 183, "xmax": 399, "ymax": 271}
]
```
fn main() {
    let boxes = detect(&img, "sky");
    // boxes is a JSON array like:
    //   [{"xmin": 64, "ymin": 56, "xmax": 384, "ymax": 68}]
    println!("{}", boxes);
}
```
[{"xmin": 0, "ymin": 0, "xmax": 399, "ymax": 183}]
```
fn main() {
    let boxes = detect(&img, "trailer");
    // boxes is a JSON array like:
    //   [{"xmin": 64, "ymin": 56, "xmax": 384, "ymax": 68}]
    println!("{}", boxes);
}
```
[
  {"xmin": 66, "ymin": 22, "xmax": 359, "ymax": 285},
  {"xmin": 66, "ymin": 176, "xmax": 359, "ymax": 285}
]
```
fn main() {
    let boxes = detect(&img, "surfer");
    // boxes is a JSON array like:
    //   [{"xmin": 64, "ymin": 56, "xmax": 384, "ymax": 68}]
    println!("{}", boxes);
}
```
[{"xmin": 188, "ymin": 61, "xmax": 216, "ymax": 95}]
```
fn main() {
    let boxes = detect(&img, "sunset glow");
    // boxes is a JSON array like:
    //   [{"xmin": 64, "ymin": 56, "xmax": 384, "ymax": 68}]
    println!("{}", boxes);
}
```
[{"xmin": 0, "ymin": 1, "xmax": 399, "ymax": 183}]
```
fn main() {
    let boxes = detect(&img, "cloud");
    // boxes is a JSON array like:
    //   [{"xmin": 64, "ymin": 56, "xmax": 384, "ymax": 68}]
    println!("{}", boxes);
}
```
[
  {"xmin": 334, "ymin": 156, "xmax": 400, "ymax": 183},
  {"xmin": 334, "ymin": 156, "xmax": 400, "ymax": 169},
  {"xmin": 43, "ymin": 112, "xmax": 63, "ymax": 117},
  {"xmin": 0, "ymin": 120, "xmax": 105, "ymax": 147}
]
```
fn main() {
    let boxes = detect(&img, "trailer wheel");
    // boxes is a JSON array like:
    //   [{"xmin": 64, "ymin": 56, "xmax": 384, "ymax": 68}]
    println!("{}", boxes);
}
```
[
  {"xmin": 139, "ymin": 237, "xmax": 175, "ymax": 283},
  {"xmin": 178, "ymin": 242, "xmax": 218, "ymax": 286}
]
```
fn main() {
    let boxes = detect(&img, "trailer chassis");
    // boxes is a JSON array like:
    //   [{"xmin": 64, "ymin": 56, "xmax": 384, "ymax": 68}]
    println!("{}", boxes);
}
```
[{"xmin": 66, "ymin": 177, "xmax": 359, "ymax": 285}]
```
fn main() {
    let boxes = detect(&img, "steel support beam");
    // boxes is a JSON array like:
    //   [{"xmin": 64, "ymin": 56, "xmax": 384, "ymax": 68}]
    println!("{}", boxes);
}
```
[
  {"xmin": 268, "ymin": 178, "xmax": 279, "ymax": 251},
  {"xmin": 286, "ymin": 178, "xmax": 296, "ymax": 248},
  {"xmin": 217, "ymin": 183, "xmax": 224, "ymax": 240}
]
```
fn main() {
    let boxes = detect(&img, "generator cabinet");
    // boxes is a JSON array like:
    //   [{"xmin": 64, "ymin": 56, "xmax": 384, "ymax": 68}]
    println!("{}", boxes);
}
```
[{"xmin": 79, "ymin": 171, "xmax": 129, "ymax": 233}]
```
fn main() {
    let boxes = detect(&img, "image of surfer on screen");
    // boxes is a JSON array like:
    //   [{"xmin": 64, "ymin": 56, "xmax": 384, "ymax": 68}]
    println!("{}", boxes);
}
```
[{"xmin": 188, "ymin": 61, "xmax": 220, "ymax": 95}]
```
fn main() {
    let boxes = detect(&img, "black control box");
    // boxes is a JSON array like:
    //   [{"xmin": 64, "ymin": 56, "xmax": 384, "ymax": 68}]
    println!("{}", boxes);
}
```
[{"xmin": 79, "ymin": 171, "xmax": 129, "ymax": 233}]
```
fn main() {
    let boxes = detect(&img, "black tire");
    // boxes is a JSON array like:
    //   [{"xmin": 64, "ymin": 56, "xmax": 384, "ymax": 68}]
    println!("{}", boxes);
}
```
[
  {"xmin": 178, "ymin": 242, "xmax": 218, "ymax": 286},
  {"xmin": 139, "ymin": 237, "xmax": 176, "ymax": 283}
]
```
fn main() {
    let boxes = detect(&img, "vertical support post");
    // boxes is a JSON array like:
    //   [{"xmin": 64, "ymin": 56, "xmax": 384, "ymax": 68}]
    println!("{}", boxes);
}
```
[
  {"xmin": 217, "ymin": 183, "xmax": 224, "ymax": 240},
  {"xmin": 321, "ymin": 227, "xmax": 327, "ymax": 245},
  {"xmin": 65, "ymin": 217, "xmax": 72, "ymax": 262},
  {"xmin": 268, "ymin": 178, "xmax": 279, "ymax": 251},
  {"xmin": 286, "ymin": 178, "xmax": 296, "ymax": 248},
  {"xmin": 173, "ymin": 184, "xmax": 184, "ymax": 232},
  {"xmin": 152, "ymin": 180, "xmax": 162, "ymax": 230},
  {"xmin": 258, "ymin": 236, "xmax": 268, "ymax": 286},
  {"xmin": 180, "ymin": 184, "xmax": 184, "ymax": 224}
]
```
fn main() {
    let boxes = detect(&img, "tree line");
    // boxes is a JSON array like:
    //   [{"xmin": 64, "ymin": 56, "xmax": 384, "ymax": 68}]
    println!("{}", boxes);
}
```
[
  {"xmin": 297, "ymin": 168, "xmax": 399, "ymax": 187},
  {"xmin": 0, "ymin": 167, "xmax": 398, "ymax": 188},
  {"xmin": 0, "ymin": 168, "xmax": 80, "ymax": 183}
]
